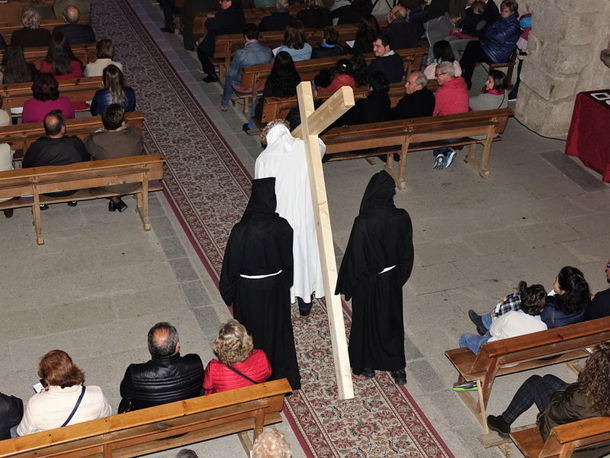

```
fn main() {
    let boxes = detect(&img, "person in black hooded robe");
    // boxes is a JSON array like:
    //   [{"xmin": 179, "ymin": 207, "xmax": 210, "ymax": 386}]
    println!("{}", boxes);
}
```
[
  {"xmin": 219, "ymin": 177, "xmax": 301, "ymax": 390},
  {"xmin": 335, "ymin": 170, "xmax": 414, "ymax": 385}
]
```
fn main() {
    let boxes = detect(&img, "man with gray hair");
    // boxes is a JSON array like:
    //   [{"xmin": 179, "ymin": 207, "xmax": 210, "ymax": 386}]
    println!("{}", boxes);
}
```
[
  {"xmin": 118, "ymin": 322, "xmax": 203, "ymax": 412},
  {"xmin": 54, "ymin": 6, "xmax": 96, "ymax": 44},
  {"xmin": 392, "ymin": 71, "xmax": 435, "ymax": 120}
]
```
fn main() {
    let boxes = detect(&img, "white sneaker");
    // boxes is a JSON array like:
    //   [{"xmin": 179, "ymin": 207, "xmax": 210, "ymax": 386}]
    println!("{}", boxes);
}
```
[{"xmin": 444, "ymin": 149, "xmax": 456, "ymax": 168}]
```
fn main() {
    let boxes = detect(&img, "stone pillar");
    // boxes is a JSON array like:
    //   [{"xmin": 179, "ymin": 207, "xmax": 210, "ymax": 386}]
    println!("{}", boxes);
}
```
[{"xmin": 515, "ymin": 0, "xmax": 610, "ymax": 138}]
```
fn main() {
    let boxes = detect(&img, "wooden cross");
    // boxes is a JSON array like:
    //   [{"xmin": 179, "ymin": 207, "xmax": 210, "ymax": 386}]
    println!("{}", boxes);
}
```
[{"xmin": 292, "ymin": 83, "xmax": 355, "ymax": 400}]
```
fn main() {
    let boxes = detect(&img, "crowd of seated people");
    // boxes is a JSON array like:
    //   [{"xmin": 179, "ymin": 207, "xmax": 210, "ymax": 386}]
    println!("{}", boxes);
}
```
[{"xmin": 0, "ymin": 319, "xmax": 274, "ymax": 441}]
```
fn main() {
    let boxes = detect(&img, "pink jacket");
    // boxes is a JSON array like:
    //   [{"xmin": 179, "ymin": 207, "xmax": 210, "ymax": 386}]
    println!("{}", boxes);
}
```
[
  {"xmin": 433, "ymin": 77, "xmax": 469, "ymax": 116},
  {"xmin": 317, "ymin": 74, "xmax": 357, "ymax": 93},
  {"xmin": 21, "ymin": 96, "xmax": 76, "ymax": 124},
  {"xmin": 203, "ymin": 349, "xmax": 272, "ymax": 394}
]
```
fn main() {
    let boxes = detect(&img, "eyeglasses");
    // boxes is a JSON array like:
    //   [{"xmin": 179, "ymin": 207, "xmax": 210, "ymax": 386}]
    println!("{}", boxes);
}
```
[{"xmin": 435, "ymin": 72, "xmax": 446, "ymax": 77}]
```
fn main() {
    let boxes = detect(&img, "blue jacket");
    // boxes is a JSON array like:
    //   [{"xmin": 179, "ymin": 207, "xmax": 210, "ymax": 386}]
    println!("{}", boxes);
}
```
[
  {"xmin": 276, "ymin": 43, "xmax": 312, "ymax": 62},
  {"xmin": 541, "ymin": 296, "xmax": 586, "ymax": 329},
  {"xmin": 227, "ymin": 41, "xmax": 273, "ymax": 86},
  {"xmin": 90, "ymin": 87, "xmax": 136, "ymax": 116},
  {"xmin": 481, "ymin": 13, "xmax": 520, "ymax": 63}
]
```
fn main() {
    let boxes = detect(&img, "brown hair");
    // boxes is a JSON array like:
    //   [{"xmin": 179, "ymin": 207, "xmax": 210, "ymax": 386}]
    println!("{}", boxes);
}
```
[
  {"xmin": 284, "ymin": 20, "xmax": 306, "ymax": 50},
  {"xmin": 517, "ymin": 281, "xmax": 546, "ymax": 316},
  {"xmin": 32, "ymin": 72, "xmax": 59, "ymax": 101},
  {"xmin": 214, "ymin": 319, "xmax": 253, "ymax": 364},
  {"xmin": 38, "ymin": 350, "xmax": 85, "ymax": 388},
  {"xmin": 96, "ymin": 39, "xmax": 115, "ymax": 59},
  {"xmin": 578, "ymin": 343, "xmax": 610, "ymax": 415}
]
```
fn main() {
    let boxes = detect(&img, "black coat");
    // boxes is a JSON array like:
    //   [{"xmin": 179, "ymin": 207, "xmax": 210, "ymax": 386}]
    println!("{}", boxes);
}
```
[
  {"xmin": 23, "ymin": 136, "xmax": 90, "ymax": 169},
  {"xmin": 392, "ymin": 87, "xmax": 435, "ymax": 120},
  {"xmin": 366, "ymin": 53, "xmax": 404, "ymax": 83},
  {"xmin": 259, "ymin": 11, "xmax": 291, "ymax": 31},
  {"xmin": 346, "ymin": 91, "xmax": 391, "ymax": 125},
  {"xmin": 199, "ymin": 7, "xmax": 245, "ymax": 55},
  {"xmin": 296, "ymin": 7, "xmax": 332, "ymax": 29},
  {"xmin": 330, "ymin": 5, "xmax": 371, "ymax": 25},
  {"xmin": 0, "ymin": 393, "xmax": 23, "ymax": 440},
  {"xmin": 118, "ymin": 353, "xmax": 204, "ymax": 412},
  {"xmin": 383, "ymin": 21, "xmax": 418, "ymax": 50},
  {"xmin": 10, "ymin": 28, "xmax": 51, "ymax": 48},
  {"xmin": 53, "ymin": 23, "xmax": 96, "ymax": 44},
  {"xmin": 311, "ymin": 44, "xmax": 345, "ymax": 59}
]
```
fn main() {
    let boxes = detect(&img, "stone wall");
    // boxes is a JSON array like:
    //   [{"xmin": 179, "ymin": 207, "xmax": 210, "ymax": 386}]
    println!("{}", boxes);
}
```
[{"xmin": 515, "ymin": 0, "xmax": 610, "ymax": 138}]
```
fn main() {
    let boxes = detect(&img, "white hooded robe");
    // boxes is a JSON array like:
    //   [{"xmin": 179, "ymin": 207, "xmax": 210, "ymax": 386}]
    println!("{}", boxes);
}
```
[{"xmin": 254, "ymin": 123, "xmax": 325, "ymax": 303}]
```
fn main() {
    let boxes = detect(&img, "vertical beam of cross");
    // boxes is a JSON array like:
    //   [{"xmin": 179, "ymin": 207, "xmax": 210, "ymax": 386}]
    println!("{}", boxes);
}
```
[{"xmin": 293, "ymin": 83, "xmax": 355, "ymax": 400}]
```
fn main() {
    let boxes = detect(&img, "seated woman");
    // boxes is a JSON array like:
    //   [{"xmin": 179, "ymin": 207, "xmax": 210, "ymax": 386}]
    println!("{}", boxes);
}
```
[
  {"xmin": 276, "ymin": 20, "xmax": 312, "ymax": 62},
  {"xmin": 38, "ymin": 31, "xmax": 84, "ymax": 79},
  {"xmin": 84, "ymin": 39, "xmax": 124, "ymax": 77},
  {"xmin": 16, "ymin": 350, "xmax": 112, "ymax": 436},
  {"xmin": 423, "ymin": 40, "xmax": 461, "ymax": 80},
  {"xmin": 469, "ymin": 69, "xmax": 508, "ymax": 110},
  {"xmin": 460, "ymin": 0, "xmax": 519, "ymax": 88},
  {"xmin": 90, "ymin": 64, "xmax": 136, "ymax": 116},
  {"xmin": 486, "ymin": 343, "xmax": 610, "ymax": 442},
  {"xmin": 296, "ymin": 0, "xmax": 332, "ymax": 29},
  {"xmin": 459, "ymin": 281, "xmax": 547, "ymax": 355},
  {"xmin": 203, "ymin": 319, "xmax": 272, "ymax": 394},
  {"xmin": 351, "ymin": 15, "xmax": 380, "ymax": 55},
  {"xmin": 542, "ymin": 266, "xmax": 590, "ymax": 328},
  {"xmin": 1, "ymin": 45, "xmax": 38, "ymax": 84},
  {"xmin": 342, "ymin": 72, "xmax": 391, "ymax": 125},
  {"xmin": 0, "ymin": 101, "xmax": 14, "ymax": 218},
  {"xmin": 10, "ymin": 7, "xmax": 51, "ymax": 48},
  {"xmin": 22, "ymin": 73, "xmax": 75, "ymax": 123},
  {"xmin": 316, "ymin": 59, "xmax": 357, "ymax": 94}
]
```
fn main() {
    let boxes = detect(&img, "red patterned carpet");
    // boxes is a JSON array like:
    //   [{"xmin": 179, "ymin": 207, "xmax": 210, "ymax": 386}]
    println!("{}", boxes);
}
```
[{"xmin": 95, "ymin": 1, "xmax": 454, "ymax": 455}]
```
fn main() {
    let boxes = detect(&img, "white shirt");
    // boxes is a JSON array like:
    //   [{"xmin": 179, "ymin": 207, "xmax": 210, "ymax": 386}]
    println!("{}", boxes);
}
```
[
  {"xmin": 84, "ymin": 59, "xmax": 124, "ymax": 77},
  {"xmin": 254, "ymin": 124, "xmax": 326, "ymax": 303},
  {"xmin": 17, "ymin": 385, "xmax": 113, "ymax": 436},
  {"xmin": 488, "ymin": 310, "xmax": 547, "ymax": 342}
]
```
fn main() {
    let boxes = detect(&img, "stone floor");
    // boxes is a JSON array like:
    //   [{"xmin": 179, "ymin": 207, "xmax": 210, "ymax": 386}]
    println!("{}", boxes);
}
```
[{"xmin": 2, "ymin": 2, "xmax": 610, "ymax": 457}]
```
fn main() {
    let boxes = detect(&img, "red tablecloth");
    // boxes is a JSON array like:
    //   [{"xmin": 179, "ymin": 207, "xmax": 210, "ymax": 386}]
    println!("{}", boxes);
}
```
[{"xmin": 565, "ymin": 90, "xmax": 610, "ymax": 182}]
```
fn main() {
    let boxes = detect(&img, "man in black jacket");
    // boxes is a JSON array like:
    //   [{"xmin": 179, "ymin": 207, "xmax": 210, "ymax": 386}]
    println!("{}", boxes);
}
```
[
  {"xmin": 392, "ymin": 71, "xmax": 435, "ymax": 120},
  {"xmin": 0, "ymin": 392, "xmax": 23, "ymax": 439},
  {"xmin": 118, "ymin": 322, "xmax": 203, "ymax": 412},
  {"xmin": 366, "ymin": 33, "xmax": 404, "ymax": 83},
  {"xmin": 311, "ymin": 27, "xmax": 345, "ymax": 58},
  {"xmin": 53, "ymin": 6, "xmax": 96, "ymax": 44}
]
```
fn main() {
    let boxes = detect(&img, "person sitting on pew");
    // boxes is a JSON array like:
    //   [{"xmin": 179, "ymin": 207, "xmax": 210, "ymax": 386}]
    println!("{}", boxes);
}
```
[
  {"xmin": 10, "ymin": 7, "xmax": 52, "ymax": 49},
  {"xmin": 584, "ymin": 259, "xmax": 610, "ymax": 320},
  {"xmin": 252, "ymin": 428, "xmax": 292, "ymax": 458},
  {"xmin": 84, "ymin": 104, "xmax": 144, "ymax": 212},
  {"xmin": 197, "ymin": 0, "xmax": 245, "ymax": 83},
  {"xmin": 365, "ymin": 33, "xmax": 404, "ymax": 84},
  {"xmin": 469, "ymin": 69, "xmax": 508, "ymax": 110},
  {"xmin": 181, "ymin": 0, "xmax": 217, "ymax": 50},
  {"xmin": 1, "ymin": 45, "xmax": 38, "ymax": 84},
  {"xmin": 458, "ymin": 281, "xmax": 547, "ymax": 356},
  {"xmin": 0, "ymin": 392, "xmax": 23, "ymax": 439},
  {"xmin": 351, "ymin": 15, "xmax": 380, "ymax": 55},
  {"xmin": 343, "ymin": 72, "xmax": 391, "ymax": 125},
  {"xmin": 297, "ymin": 0, "xmax": 332, "ymax": 29},
  {"xmin": 220, "ymin": 23, "xmax": 273, "ymax": 111},
  {"xmin": 90, "ymin": 64, "xmax": 136, "ymax": 116},
  {"xmin": 423, "ymin": 39, "xmax": 462, "ymax": 80},
  {"xmin": 486, "ymin": 343, "xmax": 610, "ymax": 443},
  {"xmin": 0, "ymin": 103, "xmax": 14, "ymax": 218},
  {"xmin": 53, "ymin": 6, "xmax": 95, "ymax": 45},
  {"xmin": 330, "ymin": 0, "xmax": 373, "ymax": 25},
  {"xmin": 276, "ymin": 20, "xmax": 312, "ymax": 62},
  {"xmin": 22, "ymin": 73, "xmax": 75, "ymax": 123},
  {"xmin": 53, "ymin": 0, "xmax": 91, "ymax": 21},
  {"xmin": 84, "ymin": 39, "xmax": 123, "ymax": 77},
  {"xmin": 38, "ymin": 30, "xmax": 84, "ymax": 79},
  {"xmin": 118, "ymin": 322, "xmax": 204, "ymax": 413},
  {"xmin": 392, "ymin": 70, "xmax": 435, "ymax": 120},
  {"xmin": 542, "ymin": 266, "xmax": 591, "ymax": 328},
  {"xmin": 382, "ymin": 4, "xmax": 418, "ymax": 50},
  {"xmin": 311, "ymin": 26, "xmax": 345, "ymax": 59},
  {"xmin": 315, "ymin": 58, "xmax": 356, "ymax": 94},
  {"xmin": 203, "ymin": 319, "xmax": 272, "ymax": 394},
  {"xmin": 259, "ymin": 0, "xmax": 291, "ymax": 32}
]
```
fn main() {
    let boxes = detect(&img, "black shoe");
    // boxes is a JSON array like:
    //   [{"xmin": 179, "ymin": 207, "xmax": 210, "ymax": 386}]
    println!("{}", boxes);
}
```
[
  {"xmin": 160, "ymin": 27, "xmax": 175, "ymax": 33},
  {"xmin": 116, "ymin": 199, "xmax": 128, "ymax": 213},
  {"xmin": 468, "ymin": 310, "xmax": 487, "ymax": 336},
  {"xmin": 360, "ymin": 368, "xmax": 375, "ymax": 378},
  {"xmin": 393, "ymin": 153, "xmax": 401, "ymax": 162},
  {"xmin": 3, "ymin": 209, "xmax": 13, "ymax": 218},
  {"xmin": 108, "ymin": 201, "xmax": 117, "ymax": 212},
  {"xmin": 67, "ymin": 201, "xmax": 78, "ymax": 207},
  {"xmin": 487, "ymin": 415, "xmax": 511, "ymax": 437},
  {"xmin": 203, "ymin": 74, "xmax": 219, "ymax": 83},
  {"xmin": 297, "ymin": 297, "xmax": 313, "ymax": 316},
  {"xmin": 40, "ymin": 204, "xmax": 49, "ymax": 211},
  {"xmin": 391, "ymin": 370, "xmax": 407, "ymax": 385}
]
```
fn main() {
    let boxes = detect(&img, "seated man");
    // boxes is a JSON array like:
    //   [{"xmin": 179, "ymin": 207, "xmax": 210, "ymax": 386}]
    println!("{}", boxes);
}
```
[
  {"xmin": 23, "ymin": 109, "xmax": 90, "ymax": 209},
  {"xmin": 0, "ymin": 392, "xmax": 23, "ymax": 440},
  {"xmin": 220, "ymin": 23, "xmax": 273, "ymax": 110},
  {"xmin": 53, "ymin": 0, "xmax": 91, "ymax": 20},
  {"xmin": 311, "ymin": 27, "xmax": 345, "ymax": 59},
  {"xmin": 53, "ymin": 6, "xmax": 95, "ymax": 44},
  {"xmin": 383, "ymin": 5, "xmax": 418, "ymax": 50},
  {"xmin": 431, "ymin": 61, "xmax": 468, "ymax": 169},
  {"xmin": 259, "ymin": 0, "xmax": 291, "ymax": 32},
  {"xmin": 584, "ymin": 259, "xmax": 610, "ymax": 320},
  {"xmin": 118, "ymin": 322, "xmax": 203, "ymax": 412},
  {"xmin": 84, "ymin": 104, "xmax": 144, "ymax": 212},
  {"xmin": 366, "ymin": 33, "xmax": 404, "ymax": 84},
  {"xmin": 392, "ymin": 71, "xmax": 435, "ymax": 120}
]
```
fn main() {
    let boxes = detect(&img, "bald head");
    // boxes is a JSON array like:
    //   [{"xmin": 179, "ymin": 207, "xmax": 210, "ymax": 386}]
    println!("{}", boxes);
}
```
[
  {"xmin": 44, "ymin": 110, "xmax": 65, "ymax": 137},
  {"xmin": 147, "ymin": 322, "xmax": 180, "ymax": 357},
  {"xmin": 64, "ymin": 5, "xmax": 80, "ymax": 23}
]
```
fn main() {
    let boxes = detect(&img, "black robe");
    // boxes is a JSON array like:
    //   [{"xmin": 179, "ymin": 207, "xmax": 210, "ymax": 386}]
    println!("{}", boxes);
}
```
[
  {"xmin": 335, "ymin": 171, "xmax": 414, "ymax": 374},
  {"xmin": 219, "ymin": 178, "xmax": 301, "ymax": 390}
]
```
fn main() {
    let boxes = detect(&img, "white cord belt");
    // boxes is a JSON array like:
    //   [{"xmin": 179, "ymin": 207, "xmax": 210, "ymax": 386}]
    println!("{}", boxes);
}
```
[
  {"xmin": 379, "ymin": 265, "xmax": 397, "ymax": 274},
  {"xmin": 240, "ymin": 269, "xmax": 282, "ymax": 279}
]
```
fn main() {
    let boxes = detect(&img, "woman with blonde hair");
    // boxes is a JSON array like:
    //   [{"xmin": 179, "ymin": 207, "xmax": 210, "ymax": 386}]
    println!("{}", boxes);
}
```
[
  {"xmin": 203, "ymin": 320, "xmax": 272, "ymax": 394},
  {"xmin": 90, "ymin": 64, "xmax": 136, "ymax": 115},
  {"xmin": 252, "ymin": 428, "xmax": 292, "ymax": 458}
]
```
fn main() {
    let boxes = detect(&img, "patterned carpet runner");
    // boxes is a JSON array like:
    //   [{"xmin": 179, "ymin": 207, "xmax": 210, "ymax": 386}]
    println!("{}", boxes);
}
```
[{"xmin": 95, "ymin": 1, "xmax": 453, "ymax": 455}]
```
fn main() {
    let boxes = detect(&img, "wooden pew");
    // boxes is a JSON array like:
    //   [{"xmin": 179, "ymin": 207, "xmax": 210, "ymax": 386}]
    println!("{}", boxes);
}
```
[
  {"xmin": 0, "ymin": 17, "xmax": 89, "ymax": 45},
  {"xmin": 318, "ymin": 107, "xmax": 511, "ymax": 188},
  {"xmin": 444, "ymin": 317, "xmax": 610, "ymax": 432},
  {"xmin": 510, "ymin": 417, "xmax": 610, "ymax": 458},
  {"xmin": 0, "ymin": 153, "xmax": 165, "ymax": 245},
  {"xmin": 0, "ymin": 76, "xmax": 102, "ymax": 113},
  {"xmin": 0, "ymin": 379, "xmax": 292, "ymax": 456},
  {"xmin": 0, "ymin": 111, "xmax": 145, "ymax": 160},
  {"xmin": 0, "ymin": 42, "xmax": 97, "ymax": 67}
]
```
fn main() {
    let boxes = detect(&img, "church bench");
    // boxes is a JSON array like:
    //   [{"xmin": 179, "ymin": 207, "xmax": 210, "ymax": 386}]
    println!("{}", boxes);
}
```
[
  {"xmin": 0, "ymin": 18, "xmax": 89, "ymax": 45},
  {"xmin": 0, "ymin": 379, "xmax": 292, "ymax": 457},
  {"xmin": 0, "ymin": 42, "xmax": 97, "ymax": 67},
  {"xmin": 0, "ymin": 153, "xmax": 165, "ymax": 245},
  {"xmin": 0, "ymin": 111, "xmax": 145, "ymax": 160},
  {"xmin": 479, "ymin": 51, "xmax": 518, "ymax": 89},
  {"xmin": 238, "ymin": 46, "xmax": 427, "ymax": 114},
  {"xmin": 444, "ymin": 317, "xmax": 610, "ymax": 432},
  {"xmin": 0, "ymin": 76, "xmax": 102, "ymax": 113},
  {"xmin": 319, "ymin": 107, "xmax": 512, "ymax": 188},
  {"xmin": 510, "ymin": 417, "xmax": 610, "ymax": 457}
]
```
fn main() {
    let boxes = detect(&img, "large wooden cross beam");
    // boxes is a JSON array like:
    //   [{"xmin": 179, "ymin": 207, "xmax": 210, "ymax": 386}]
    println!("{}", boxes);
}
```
[{"xmin": 293, "ymin": 83, "xmax": 355, "ymax": 400}]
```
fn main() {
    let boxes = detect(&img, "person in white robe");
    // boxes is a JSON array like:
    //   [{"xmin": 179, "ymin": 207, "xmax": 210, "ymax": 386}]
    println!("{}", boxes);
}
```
[{"xmin": 254, "ymin": 119, "xmax": 325, "ymax": 316}]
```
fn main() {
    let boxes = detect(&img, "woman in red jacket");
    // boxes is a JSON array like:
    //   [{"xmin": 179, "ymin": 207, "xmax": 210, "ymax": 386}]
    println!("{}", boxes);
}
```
[{"xmin": 203, "ymin": 320, "xmax": 272, "ymax": 394}]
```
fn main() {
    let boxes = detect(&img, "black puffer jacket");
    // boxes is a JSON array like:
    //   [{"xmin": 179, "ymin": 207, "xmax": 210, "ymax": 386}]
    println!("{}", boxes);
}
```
[
  {"xmin": 0, "ymin": 392, "xmax": 23, "ymax": 439},
  {"xmin": 118, "ymin": 353, "xmax": 203, "ymax": 413}
]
